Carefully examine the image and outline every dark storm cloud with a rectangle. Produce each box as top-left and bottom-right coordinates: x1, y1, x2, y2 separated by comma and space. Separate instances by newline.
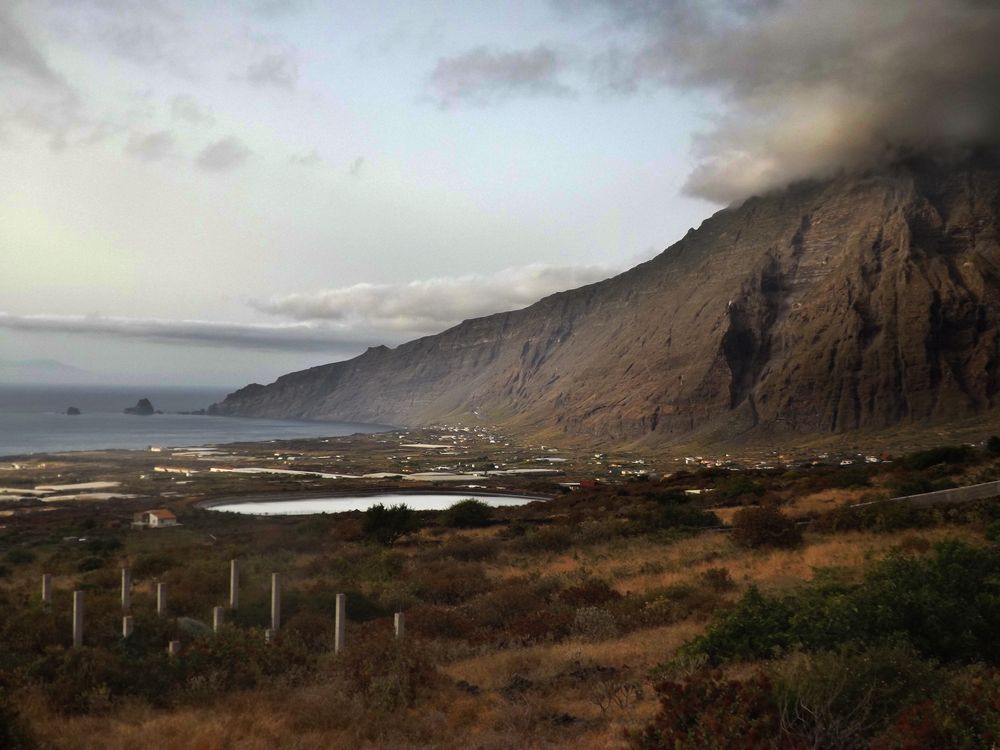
435, 0, 1000, 202
428, 45, 574, 108
0, 313, 381, 353
577, 0, 1000, 202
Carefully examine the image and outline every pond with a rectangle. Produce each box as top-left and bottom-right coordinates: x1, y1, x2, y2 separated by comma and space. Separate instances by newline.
205, 492, 543, 515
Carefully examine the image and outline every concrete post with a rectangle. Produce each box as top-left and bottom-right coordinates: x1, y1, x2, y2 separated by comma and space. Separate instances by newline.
335, 592, 346, 653
167, 640, 181, 657
229, 559, 240, 609
270, 573, 281, 632
122, 615, 134, 639
394, 611, 405, 639
121, 567, 131, 611
156, 582, 167, 616
72, 590, 84, 647
212, 606, 224, 633
41, 573, 52, 604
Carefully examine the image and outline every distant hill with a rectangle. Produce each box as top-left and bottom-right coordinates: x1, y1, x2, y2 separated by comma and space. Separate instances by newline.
0, 359, 100, 386
211, 156, 1000, 448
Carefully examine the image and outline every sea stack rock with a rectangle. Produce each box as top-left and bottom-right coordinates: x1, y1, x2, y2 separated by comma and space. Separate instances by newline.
124, 399, 155, 416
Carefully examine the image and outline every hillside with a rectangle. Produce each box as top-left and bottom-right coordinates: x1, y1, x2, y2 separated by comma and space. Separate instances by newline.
212, 156, 1000, 446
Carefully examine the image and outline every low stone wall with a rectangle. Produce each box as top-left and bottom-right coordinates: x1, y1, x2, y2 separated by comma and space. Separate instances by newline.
885, 479, 1000, 508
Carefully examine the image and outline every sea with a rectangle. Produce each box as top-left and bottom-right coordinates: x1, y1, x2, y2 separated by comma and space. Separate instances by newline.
0, 384, 391, 458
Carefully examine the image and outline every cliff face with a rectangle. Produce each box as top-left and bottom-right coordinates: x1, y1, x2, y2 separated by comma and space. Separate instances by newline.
212, 158, 1000, 445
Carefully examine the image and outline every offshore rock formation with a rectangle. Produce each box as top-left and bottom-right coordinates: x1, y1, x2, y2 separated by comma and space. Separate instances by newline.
212, 157, 1000, 446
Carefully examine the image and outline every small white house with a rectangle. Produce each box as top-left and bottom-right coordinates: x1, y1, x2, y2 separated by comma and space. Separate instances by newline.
132, 509, 179, 529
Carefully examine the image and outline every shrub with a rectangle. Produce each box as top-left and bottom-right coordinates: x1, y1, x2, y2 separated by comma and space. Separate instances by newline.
336, 628, 436, 712
648, 502, 719, 531
441, 499, 493, 528
465, 580, 551, 632
684, 586, 794, 663
76, 556, 105, 572
730, 506, 802, 549
714, 476, 766, 504
406, 604, 478, 641
411, 560, 490, 604
435, 537, 499, 562
772, 644, 938, 749
0, 689, 34, 749
132, 552, 177, 577
988, 435, 1000, 456
509, 525, 573, 553
871, 665, 1000, 749
901, 445, 974, 471
826, 465, 874, 489
700, 567, 735, 592
631, 671, 791, 750
362, 503, 415, 546
3, 549, 34, 565
572, 607, 618, 641
687, 542, 1000, 665
812, 500, 928, 534
559, 580, 621, 608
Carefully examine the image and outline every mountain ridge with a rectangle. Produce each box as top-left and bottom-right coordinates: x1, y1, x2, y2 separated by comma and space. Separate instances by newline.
211, 156, 1000, 448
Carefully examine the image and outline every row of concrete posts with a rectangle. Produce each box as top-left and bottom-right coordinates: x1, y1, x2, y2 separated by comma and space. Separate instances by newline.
43, 560, 406, 652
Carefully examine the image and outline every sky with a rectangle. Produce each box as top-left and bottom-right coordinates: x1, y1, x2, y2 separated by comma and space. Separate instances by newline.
1, 0, 996, 387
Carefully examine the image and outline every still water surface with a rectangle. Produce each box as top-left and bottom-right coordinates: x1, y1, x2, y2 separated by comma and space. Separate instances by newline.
0, 384, 391, 457
207, 493, 542, 515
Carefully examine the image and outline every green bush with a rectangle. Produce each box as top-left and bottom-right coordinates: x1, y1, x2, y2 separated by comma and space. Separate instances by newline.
714, 476, 766, 504
440, 499, 493, 528
649, 502, 719, 530
132, 552, 177, 577
772, 644, 937, 748
730, 506, 802, 549
901, 445, 974, 471
509, 525, 573, 553
76, 556, 105, 572
362, 503, 415, 546
687, 541, 1000, 665
813, 500, 928, 534
3, 548, 35, 565
826, 465, 874, 489
987, 435, 1000, 456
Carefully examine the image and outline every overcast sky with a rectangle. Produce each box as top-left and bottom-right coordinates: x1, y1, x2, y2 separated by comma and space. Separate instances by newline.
2, 1, 995, 387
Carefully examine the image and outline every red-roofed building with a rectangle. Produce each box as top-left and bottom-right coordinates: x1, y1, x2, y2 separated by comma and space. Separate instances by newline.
132, 509, 179, 529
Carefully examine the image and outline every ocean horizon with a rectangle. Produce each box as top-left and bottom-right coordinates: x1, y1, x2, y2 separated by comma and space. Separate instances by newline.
0, 383, 390, 458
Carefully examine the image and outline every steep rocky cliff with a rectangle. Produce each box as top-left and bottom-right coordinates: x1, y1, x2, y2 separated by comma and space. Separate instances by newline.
211, 157, 1000, 446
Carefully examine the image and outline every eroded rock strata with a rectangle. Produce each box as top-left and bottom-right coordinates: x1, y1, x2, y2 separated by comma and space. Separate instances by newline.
212, 158, 1000, 446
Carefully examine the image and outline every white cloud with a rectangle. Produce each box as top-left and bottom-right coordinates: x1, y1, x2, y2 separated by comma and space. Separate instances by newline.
252, 262, 621, 334
244, 50, 299, 89
196, 136, 253, 171
124, 130, 176, 161
428, 45, 574, 108
169, 94, 213, 124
